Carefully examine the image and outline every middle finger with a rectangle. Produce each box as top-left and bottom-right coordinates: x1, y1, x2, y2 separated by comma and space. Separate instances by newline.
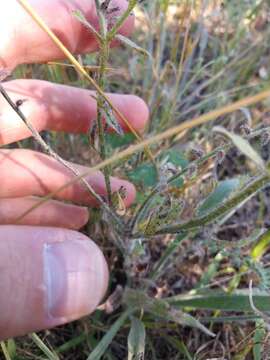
0, 149, 136, 207
0, 79, 149, 145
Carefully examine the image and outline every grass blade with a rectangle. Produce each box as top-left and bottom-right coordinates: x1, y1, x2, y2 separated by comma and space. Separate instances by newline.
253, 320, 266, 360
0, 342, 11, 360
167, 289, 270, 312
87, 310, 131, 360
128, 317, 146, 360
30, 333, 59, 360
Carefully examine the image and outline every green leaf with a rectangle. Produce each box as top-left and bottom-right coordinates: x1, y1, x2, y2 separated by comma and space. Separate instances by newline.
115, 34, 152, 59
127, 150, 188, 189
123, 289, 214, 337
150, 233, 188, 280
1, 342, 11, 360
105, 133, 136, 149
128, 317, 146, 360
7, 340, 16, 359
73, 10, 101, 40
30, 333, 59, 360
251, 229, 270, 260
161, 149, 188, 187
128, 163, 158, 188
197, 178, 240, 216
167, 309, 215, 337
167, 289, 270, 312
164, 336, 193, 360
102, 104, 124, 136
253, 320, 266, 360
87, 310, 130, 360
214, 126, 265, 170
162, 149, 188, 168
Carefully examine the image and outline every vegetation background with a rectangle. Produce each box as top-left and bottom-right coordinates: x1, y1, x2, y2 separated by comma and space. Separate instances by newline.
2, 0, 270, 359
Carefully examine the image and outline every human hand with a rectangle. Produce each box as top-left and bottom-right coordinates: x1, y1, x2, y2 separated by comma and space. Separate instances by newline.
0, 0, 148, 340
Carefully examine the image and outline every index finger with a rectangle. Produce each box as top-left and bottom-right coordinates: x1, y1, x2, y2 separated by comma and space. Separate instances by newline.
0, 0, 134, 69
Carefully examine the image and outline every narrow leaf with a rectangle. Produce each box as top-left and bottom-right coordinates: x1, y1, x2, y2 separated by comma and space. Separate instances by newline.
73, 10, 101, 41
30, 333, 59, 360
7, 340, 16, 359
197, 178, 240, 216
167, 289, 270, 312
116, 34, 152, 59
214, 126, 265, 170
251, 229, 270, 260
168, 309, 215, 337
253, 320, 266, 360
0, 342, 11, 360
124, 289, 214, 337
128, 317, 146, 360
87, 310, 130, 360
102, 104, 124, 136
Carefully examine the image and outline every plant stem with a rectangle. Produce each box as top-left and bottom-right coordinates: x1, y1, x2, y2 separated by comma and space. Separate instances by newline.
107, 0, 137, 42
17, 0, 155, 164
0, 85, 123, 230
149, 233, 188, 281
160, 1, 192, 128
95, 1, 113, 205
15, 89, 270, 222
155, 174, 270, 235
130, 125, 270, 234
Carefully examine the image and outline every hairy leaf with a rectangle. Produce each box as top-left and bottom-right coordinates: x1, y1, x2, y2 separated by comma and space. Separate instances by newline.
128, 317, 146, 360
197, 178, 240, 216
214, 126, 265, 170
87, 310, 130, 360
116, 34, 152, 59
124, 289, 214, 337
167, 289, 270, 312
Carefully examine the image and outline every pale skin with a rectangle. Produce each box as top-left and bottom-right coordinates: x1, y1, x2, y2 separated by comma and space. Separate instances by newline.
0, 0, 149, 339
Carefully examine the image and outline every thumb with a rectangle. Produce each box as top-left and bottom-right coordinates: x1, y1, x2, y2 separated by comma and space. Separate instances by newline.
0, 226, 109, 340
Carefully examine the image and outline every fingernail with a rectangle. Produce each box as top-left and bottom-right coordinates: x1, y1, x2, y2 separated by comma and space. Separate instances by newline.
43, 238, 108, 319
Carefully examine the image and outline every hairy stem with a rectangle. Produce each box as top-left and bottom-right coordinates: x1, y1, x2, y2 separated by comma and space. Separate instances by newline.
17, 0, 155, 164
107, 0, 137, 42
130, 125, 270, 234
0, 85, 123, 230
95, 1, 113, 205
149, 233, 188, 281
14, 89, 270, 222
155, 174, 270, 236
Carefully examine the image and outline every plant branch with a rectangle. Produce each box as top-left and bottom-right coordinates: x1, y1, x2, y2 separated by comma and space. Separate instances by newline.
94, 0, 113, 205
17, 0, 155, 164
15, 88, 270, 222
0, 85, 123, 230
154, 174, 270, 236
107, 0, 137, 42
130, 125, 270, 234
